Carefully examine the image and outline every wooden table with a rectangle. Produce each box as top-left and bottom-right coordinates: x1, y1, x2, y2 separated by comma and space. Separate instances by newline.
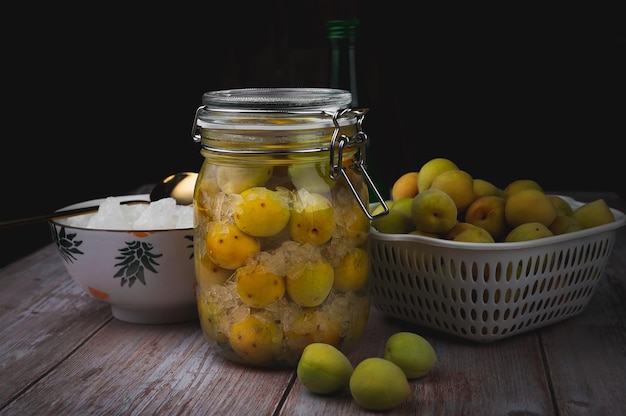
1, 192, 625, 415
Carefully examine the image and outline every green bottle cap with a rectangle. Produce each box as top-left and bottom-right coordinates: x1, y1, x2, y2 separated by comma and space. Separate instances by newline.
327, 19, 359, 40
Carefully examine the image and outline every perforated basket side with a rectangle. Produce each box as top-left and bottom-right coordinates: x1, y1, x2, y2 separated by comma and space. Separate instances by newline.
368, 227, 619, 342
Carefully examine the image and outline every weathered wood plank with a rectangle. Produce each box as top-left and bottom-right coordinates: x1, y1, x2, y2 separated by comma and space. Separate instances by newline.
0, 245, 112, 407
1, 320, 294, 415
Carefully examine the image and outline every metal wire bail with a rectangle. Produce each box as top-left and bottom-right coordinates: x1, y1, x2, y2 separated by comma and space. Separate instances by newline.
329, 108, 389, 220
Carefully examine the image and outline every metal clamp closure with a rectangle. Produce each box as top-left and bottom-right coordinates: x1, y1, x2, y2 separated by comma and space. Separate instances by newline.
329, 108, 389, 220
191, 106, 203, 143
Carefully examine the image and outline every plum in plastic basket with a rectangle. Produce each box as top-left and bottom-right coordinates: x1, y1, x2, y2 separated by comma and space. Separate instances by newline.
368, 197, 625, 342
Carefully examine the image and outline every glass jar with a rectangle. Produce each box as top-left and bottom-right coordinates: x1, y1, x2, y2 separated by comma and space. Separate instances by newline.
191, 88, 387, 367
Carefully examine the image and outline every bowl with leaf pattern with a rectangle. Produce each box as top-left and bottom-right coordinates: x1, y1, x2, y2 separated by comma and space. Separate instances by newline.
49, 194, 197, 324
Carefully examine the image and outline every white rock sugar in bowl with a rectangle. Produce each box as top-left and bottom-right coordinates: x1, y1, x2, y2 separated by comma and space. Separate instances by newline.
64, 196, 193, 230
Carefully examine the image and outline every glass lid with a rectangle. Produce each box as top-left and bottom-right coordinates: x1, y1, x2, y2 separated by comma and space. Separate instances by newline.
201, 88, 353, 112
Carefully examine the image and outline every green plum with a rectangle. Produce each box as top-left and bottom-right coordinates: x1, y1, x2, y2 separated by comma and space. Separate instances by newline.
205, 221, 260, 269
371, 198, 414, 234
286, 261, 334, 307
288, 162, 336, 193
235, 263, 286, 308
228, 314, 281, 365
288, 190, 335, 245
349, 357, 411, 410
234, 186, 291, 237
285, 310, 342, 356
216, 165, 273, 194
384, 332, 437, 379
333, 247, 369, 292
297, 342, 354, 395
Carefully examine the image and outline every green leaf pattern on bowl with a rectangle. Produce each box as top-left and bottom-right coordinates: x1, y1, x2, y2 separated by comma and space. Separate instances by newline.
114, 241, 162, 287
51, 225, 84, 263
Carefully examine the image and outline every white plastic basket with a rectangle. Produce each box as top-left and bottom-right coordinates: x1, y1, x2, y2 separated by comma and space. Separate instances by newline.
368, 197, 625, 342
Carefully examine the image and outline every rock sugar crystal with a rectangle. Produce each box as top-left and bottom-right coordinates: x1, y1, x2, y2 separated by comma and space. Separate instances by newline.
64, 197, 193, 230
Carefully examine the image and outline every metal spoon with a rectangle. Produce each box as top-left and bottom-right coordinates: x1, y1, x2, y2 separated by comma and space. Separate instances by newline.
0, 172, 198, 228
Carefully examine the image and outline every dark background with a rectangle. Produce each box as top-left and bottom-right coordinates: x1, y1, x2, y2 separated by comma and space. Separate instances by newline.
2, 3, 624, 267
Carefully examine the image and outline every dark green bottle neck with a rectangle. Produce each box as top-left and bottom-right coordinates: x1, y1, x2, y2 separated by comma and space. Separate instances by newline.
327, 19, 360, 107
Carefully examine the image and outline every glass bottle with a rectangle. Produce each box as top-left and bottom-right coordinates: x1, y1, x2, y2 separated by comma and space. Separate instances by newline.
327, 19, 360, 107
191, 88, 387, 367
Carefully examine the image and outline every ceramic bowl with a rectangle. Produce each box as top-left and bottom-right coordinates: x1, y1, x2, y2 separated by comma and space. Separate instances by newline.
49, 194, 197, 324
